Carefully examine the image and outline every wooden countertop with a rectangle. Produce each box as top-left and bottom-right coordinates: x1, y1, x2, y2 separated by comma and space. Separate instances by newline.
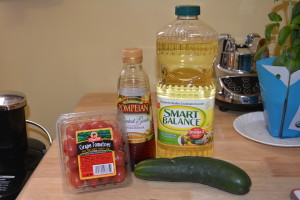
17, 93, 300, 200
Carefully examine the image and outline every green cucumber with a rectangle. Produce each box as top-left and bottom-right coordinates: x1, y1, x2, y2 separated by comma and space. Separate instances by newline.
134, 156, 251, 195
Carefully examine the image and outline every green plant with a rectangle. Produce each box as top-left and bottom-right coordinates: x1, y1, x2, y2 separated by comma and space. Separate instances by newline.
255, 0, 300, 73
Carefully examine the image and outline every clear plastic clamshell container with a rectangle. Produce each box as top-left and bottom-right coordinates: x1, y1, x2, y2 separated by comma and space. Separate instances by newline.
56, 110, 131, 194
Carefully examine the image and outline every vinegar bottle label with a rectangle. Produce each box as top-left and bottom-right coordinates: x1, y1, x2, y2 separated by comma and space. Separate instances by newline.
157, 97, 214, 146
117, 95, 154, 144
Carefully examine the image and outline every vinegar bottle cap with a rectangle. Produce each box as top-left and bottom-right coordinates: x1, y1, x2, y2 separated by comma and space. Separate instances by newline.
122, 48, 143, 64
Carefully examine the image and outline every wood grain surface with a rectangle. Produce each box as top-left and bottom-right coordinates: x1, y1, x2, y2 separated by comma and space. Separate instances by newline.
17, 93, 300, 200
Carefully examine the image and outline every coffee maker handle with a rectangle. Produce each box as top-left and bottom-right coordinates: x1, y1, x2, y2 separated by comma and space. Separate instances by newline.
25, 120, 53, 145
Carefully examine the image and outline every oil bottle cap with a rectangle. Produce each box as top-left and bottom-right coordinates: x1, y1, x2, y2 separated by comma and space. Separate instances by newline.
175, 5, 200, 16
122, 48, 143, 64
0, 91, 27, 111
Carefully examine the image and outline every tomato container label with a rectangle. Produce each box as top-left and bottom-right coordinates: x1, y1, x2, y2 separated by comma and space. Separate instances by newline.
117, 94, 154, 144
157, 97, 214, 146
76, 128, 116, 180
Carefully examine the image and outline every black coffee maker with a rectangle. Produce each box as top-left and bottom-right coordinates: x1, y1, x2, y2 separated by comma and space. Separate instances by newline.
0, 91, 52, 200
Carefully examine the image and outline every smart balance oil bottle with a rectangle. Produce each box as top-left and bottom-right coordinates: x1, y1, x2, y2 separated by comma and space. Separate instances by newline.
156, 5, 218, 158
117, 48, 156, 170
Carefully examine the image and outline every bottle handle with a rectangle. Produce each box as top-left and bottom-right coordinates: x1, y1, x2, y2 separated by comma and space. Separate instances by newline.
26, 120, 53, 145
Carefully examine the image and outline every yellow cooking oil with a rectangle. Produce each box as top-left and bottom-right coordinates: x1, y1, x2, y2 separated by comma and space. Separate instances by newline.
156, 40, 217, 158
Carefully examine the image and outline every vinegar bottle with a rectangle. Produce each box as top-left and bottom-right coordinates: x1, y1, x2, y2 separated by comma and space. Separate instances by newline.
156, 5, 218, 158
117, 47, 156, 170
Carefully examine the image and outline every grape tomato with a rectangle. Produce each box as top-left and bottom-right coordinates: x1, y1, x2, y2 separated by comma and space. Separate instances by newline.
87, 178, 100, 188
77, 122, 91, 131
57, 110, 131, 193
63, 138, 77, 157
66, 124, 79, 138
69, 169, 84, 189
90, 121, 113, 129
113, 167, 126, 183
67, 157, 79, 170
115, 150, 125, 166
113, 128, 122, 148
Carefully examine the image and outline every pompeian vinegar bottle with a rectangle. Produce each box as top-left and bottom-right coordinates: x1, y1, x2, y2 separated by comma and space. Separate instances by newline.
156, 5, 218, 158
117, 47, 156, 170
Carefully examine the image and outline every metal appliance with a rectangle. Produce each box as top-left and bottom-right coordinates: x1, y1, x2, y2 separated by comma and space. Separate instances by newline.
0, 91, 52, 200
214, 33, 269, 111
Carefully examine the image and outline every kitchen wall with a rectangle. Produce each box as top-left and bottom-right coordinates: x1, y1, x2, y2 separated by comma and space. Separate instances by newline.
0, 0, 287, 147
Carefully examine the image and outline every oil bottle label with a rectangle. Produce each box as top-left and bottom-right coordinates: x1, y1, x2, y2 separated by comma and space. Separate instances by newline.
157, 97, 214, 146
117, 95, 154, 144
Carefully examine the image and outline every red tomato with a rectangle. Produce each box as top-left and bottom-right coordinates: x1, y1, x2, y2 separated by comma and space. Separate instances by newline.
66, 124, 79, 138
63, 138, 77, 157
87, 178, 100, 188
112, 129, 122, 148
114, 150, 125, 166
63, 140, 68, 154
113, 166, 126, 183
90, 121, 113, 129
69, 169, 84, 189
78, 122, 91, 131
67, 157, 79, 170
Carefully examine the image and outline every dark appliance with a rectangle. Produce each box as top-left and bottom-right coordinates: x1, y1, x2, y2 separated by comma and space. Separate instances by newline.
0, 91, 52, 200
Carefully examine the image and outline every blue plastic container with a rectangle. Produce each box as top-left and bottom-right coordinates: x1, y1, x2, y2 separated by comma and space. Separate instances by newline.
256, 57, 300, 138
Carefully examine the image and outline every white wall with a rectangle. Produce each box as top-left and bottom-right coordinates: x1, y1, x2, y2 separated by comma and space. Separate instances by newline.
0, 0, 285, 147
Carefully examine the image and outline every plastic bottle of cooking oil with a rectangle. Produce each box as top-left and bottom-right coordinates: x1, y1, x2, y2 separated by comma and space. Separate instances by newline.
117, 48, 156, 170
156, 5, 218, 158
